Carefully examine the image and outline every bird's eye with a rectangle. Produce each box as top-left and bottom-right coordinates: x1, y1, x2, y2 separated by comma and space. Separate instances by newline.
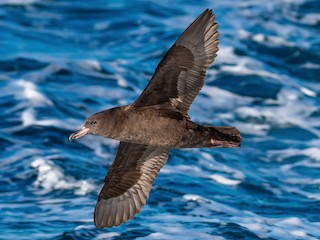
91, 121, 97, 125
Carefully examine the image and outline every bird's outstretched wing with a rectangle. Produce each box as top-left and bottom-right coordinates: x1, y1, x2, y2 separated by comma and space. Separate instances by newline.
133, 9, 219, 114
94, 142, 170, 228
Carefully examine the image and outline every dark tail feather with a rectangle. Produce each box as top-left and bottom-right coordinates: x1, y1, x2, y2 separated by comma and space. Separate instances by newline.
206, 126, 242, 148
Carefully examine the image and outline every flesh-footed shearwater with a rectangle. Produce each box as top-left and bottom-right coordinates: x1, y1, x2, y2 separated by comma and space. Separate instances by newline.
69, 9, 242, 228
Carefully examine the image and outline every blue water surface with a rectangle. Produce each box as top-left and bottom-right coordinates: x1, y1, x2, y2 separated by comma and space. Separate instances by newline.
1, 0, 320, 239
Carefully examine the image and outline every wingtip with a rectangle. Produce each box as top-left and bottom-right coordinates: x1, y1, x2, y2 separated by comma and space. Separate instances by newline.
197, 8, 216, 26
93, 192, 143, 228
204, 8, 213, 15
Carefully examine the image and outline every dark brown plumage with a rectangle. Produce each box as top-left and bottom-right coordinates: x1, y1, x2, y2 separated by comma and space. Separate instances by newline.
69, 9, 242, 228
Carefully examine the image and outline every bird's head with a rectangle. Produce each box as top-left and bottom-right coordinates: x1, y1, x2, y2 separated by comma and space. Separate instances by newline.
69, 111, 106, 141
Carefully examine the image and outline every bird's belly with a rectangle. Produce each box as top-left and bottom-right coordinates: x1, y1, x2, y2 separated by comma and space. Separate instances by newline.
114, 116, 188, 147
107, 108, 212, 148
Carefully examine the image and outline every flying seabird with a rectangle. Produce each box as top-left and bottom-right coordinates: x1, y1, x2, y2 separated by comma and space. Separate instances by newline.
69, 9, 242, 228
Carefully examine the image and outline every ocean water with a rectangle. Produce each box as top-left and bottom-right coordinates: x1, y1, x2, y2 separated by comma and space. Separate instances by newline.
1, 0, 320, 239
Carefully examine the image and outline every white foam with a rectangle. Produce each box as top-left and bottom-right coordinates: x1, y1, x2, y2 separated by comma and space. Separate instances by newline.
162, 164, 203, 177
267, 35, 295, 47
283, 0, 304, 3
302, 62, 320, 69
116, 75, 128, 87
94, 233, 120, 240
182, 194, 320, 240
163, 160, 245, 187
264, 145, 320, 200
209, 174, 241, 186
15, 79, 53, 106
143, 211, 222, 240
175, 164, 202, 173
279, 217, 302, 226
300, 87, 316, 97
283, 177, 320, 185
79, 135, 117, 159
201, 85, 252, 108
252, 33, 264, 43
200, 152, 213, 161
235, 88, 320, 138
217, 46, 238, 64
77, 60, 101, 71
304, 148, 320, 161
19, 107, 81, 131
269, 147, 320, 162
232, 122, 270, 136
71, 60, 119, 81
31, 158, 96, 195
217, 46, 281, 81
74, 225, 93, 231
300, 13, 320, 25
290, 230, 307, 238
183, 194, 203, 202
220, 61, 280, 80
263, 20, 311, 48
94, 21, 109, 31
243, 223, 263, 231
236, 106, 262, 119
145, 232, 167, 239
21, 108, 59, 127
198, 156, 245, 181
280, 183, 320, 200
0, 0, 37, 5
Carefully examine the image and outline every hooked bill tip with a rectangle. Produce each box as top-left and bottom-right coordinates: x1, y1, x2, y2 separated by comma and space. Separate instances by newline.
69, 133, 76, 142
69, 127, 90, 142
